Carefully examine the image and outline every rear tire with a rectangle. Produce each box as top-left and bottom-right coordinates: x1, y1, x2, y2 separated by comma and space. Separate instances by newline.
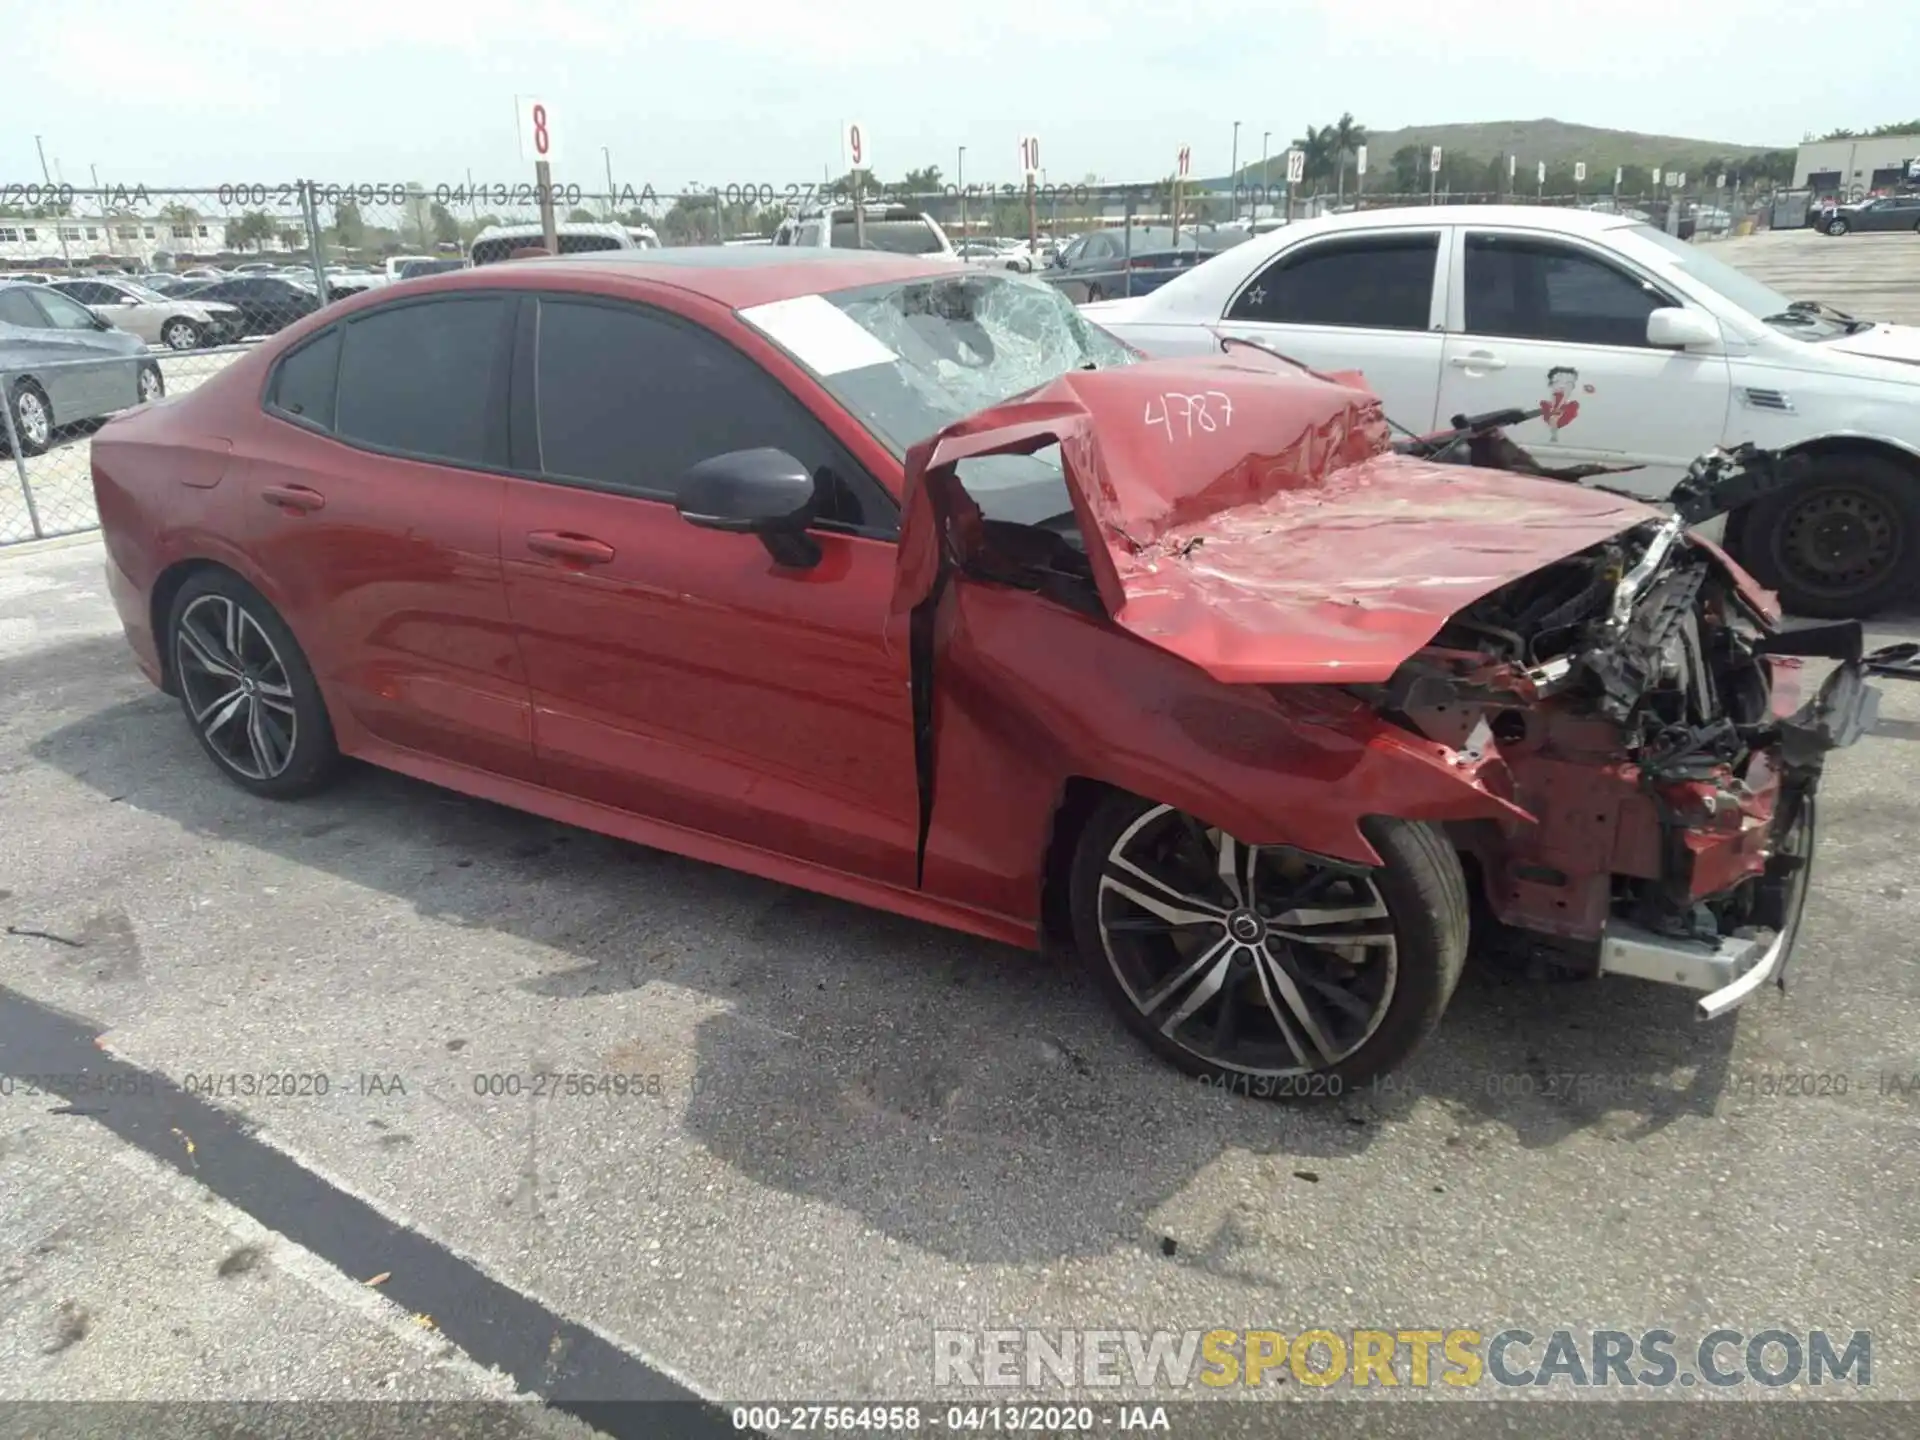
167, 570, 339, 799
1741, 455, 1918, 617
136, 362, 165, 405
1069, 795, 1468, 1096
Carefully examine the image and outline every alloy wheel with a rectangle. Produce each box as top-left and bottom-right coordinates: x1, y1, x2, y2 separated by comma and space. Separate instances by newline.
14, 388, 50, 448
164, 320, 198, 350
138, 366, 164, 403
1775, 485, 1899, 601
1095, 804, 1398, 1076
174, 594, 299, 781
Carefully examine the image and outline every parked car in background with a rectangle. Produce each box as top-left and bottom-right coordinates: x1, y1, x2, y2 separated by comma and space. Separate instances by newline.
395, 257, 468, 281
383, 256, 437, 283
625, 224, 662, 249
1085, 203, 1920, 615
175, 267, 227, 281
48, 275, 243, 350
771, 205, 957, 259
0, 283, 163, 455
469, 221, 638, 266
229, 261, 283, 275
138, 273, 217, 298
87, 250, 1874, 1092
1046, 225, 1225, 301
1821, 193, 1920, 235
2, 271, 60, 286
174, 274, 324, 337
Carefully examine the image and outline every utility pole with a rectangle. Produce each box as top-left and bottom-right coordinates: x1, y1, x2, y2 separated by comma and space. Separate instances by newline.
1229, 120, 1241, 221
603, 147, 616, 220
1260, 131, 1270, 216
91, 162, 113, 257
957, 146, 967, 239
34, 136, 71, 263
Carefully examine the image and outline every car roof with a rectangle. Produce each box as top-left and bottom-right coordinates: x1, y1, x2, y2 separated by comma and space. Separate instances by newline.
425, 246, 963, 308
1297, 203, 1642, 236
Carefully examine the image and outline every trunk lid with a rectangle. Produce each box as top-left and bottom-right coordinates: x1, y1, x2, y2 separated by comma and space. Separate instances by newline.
893, 354, 1662, 685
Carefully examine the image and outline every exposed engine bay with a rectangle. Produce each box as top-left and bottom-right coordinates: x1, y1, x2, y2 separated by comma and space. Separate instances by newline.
1356, 415, 1888, 998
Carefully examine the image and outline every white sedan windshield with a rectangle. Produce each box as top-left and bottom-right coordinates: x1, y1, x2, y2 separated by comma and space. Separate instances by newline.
1619, 224, 1808, 329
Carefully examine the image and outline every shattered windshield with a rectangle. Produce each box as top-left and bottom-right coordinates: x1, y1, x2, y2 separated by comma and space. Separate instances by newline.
744, 271, 1138, 525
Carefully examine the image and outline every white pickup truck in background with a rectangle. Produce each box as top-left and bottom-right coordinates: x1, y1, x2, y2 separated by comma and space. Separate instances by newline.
1084, 205, 1920, 617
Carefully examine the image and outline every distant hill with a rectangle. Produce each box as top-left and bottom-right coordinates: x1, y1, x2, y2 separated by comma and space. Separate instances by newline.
1207, 118, 1788, 189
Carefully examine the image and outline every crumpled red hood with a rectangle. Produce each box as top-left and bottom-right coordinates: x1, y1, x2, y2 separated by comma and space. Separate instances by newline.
893, 353, 1661, 685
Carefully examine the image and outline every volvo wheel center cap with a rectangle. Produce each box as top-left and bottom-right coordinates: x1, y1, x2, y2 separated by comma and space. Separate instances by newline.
1228, 909, 1265, 943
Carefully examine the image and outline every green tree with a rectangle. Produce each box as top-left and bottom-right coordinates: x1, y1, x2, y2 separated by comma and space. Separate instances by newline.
899, 166, 943, 197
224, 210, 277, 251
331, 199, 365, 248
430, 202, 460, 245
566, 206, 597, 223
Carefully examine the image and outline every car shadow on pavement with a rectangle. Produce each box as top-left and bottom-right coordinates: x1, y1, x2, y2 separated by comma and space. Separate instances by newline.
31, 647, 1750, 1265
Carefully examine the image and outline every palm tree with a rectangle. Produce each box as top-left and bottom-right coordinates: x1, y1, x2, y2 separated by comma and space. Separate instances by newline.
1331, 113, 1367, 202
1292, 126, 1337, 196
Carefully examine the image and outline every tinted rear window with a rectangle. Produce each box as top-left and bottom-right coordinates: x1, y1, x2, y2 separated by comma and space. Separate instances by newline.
334, 298, 508, 464
830, 219, 942, 254
268, 328, 341, 429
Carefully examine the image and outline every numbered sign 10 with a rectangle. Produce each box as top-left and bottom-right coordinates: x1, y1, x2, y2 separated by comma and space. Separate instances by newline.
517, 97, 559, 163
842, 120, 871, 174
1019, 135, 1041, 180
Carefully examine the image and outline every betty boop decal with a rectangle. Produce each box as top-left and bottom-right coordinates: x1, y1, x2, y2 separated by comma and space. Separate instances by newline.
1540, 365, 1582, 439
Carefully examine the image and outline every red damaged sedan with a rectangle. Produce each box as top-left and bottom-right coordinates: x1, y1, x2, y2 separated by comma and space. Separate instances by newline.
90, 249, 1880, 1091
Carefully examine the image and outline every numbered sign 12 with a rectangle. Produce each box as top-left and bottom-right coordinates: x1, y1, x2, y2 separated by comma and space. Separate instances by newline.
1019, 135, 1041, 181
842, 120, 871, 174
517, 97, 558, 163
1285, 149, 1304, 185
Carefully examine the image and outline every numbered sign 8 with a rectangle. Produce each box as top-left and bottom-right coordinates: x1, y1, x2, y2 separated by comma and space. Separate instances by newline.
1285, 149, 1304, 185
1019, 135, 1041, 180
842, 120, 871, 174
517, 97, 558, 163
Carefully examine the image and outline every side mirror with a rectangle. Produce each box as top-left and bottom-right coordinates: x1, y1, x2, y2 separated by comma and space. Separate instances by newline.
675, 447, 822, 568
1647, 307, 1719, 350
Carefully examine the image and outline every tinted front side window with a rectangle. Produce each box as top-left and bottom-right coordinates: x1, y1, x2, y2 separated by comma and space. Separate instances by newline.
269, 329, 342, 430
31, 289, 102, 330
334, 298, 507, 465
533, 298, 887, 531
1229, 234, 1439, 330
1465, 234, 1666, 347
0, 290, 41, 327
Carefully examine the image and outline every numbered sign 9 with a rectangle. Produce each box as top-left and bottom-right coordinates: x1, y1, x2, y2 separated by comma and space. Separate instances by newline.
842, 120, 871, 174
1285, 149, 1304, 185
517, 97, 558, 163
1019, 135, 1041, 181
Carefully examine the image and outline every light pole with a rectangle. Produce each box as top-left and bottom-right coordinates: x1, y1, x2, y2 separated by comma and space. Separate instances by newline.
957, 146, 967, 239
602, 147, 616, 220
34, 134, 70, 263
1229, 120, 1241, 221
1260, 131, 1271, 215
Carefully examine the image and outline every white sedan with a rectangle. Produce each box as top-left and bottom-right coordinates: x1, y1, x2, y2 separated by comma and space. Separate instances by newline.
1083, 203, 1920, 617
46, 275, 242, 350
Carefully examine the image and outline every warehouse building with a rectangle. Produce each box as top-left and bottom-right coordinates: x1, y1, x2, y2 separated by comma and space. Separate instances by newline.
1794, 132, 1920, 196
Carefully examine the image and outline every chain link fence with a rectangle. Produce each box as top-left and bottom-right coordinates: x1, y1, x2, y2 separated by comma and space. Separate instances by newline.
2, 175, 1810, 547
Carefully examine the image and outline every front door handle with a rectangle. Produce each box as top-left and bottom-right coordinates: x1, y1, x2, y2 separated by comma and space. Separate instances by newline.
526, 530, 615, 565
260, 483, 326, 512
1448, 352, 1507, 371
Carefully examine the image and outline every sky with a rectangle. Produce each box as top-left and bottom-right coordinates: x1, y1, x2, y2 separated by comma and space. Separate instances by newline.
7, 0, 1915, 195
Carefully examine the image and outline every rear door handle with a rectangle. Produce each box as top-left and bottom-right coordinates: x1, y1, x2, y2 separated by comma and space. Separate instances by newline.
526, 530, 616, 565
260, 484, 326, 512
1448, 352, 1507, 371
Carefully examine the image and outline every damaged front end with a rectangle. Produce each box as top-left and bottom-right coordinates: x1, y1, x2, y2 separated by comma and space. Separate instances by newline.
1360, 434, 1883, 1017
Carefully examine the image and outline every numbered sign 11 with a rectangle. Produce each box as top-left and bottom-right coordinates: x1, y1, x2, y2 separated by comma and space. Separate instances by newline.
517, 97, 559, 163
1177, 145, 1192, 179
842, 120, 871, 174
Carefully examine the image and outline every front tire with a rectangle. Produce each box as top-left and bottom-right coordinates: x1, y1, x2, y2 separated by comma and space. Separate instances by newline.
4, 378, 52, 456
1827, 218, 1850, 236
167, 571, 339, 798
1741, 455, 1918, 617
162, 318, 204, 351
1068, 796, 1468, 1095
136, 362, 164, 405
